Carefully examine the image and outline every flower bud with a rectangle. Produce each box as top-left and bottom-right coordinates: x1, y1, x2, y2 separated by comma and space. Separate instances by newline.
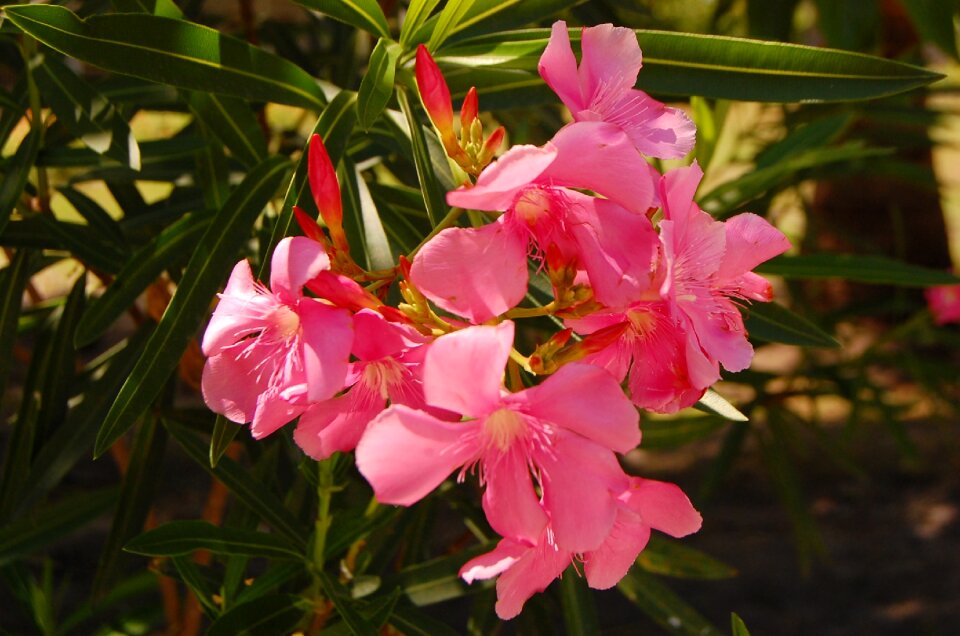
308, 134, 348, 254
460, 87, 478, 133
415, 45, 454, 138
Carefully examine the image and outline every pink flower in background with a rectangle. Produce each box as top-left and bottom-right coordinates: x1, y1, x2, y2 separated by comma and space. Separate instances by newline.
539, 21, 696, 159
293, 310, 436, 460
658, 162, 790, 378
926, 283, 960, 325
460, 477, 702, 619
356, 321, 641, 552
201, 236, 353, 439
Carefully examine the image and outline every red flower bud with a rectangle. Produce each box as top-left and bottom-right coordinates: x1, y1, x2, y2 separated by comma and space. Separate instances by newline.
307, 134, 346, 252
460, 87, 478, 131
415, 45, 454, 137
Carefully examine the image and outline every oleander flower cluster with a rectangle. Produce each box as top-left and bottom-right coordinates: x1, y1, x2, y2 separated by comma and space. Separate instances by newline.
200, 21, 791, 619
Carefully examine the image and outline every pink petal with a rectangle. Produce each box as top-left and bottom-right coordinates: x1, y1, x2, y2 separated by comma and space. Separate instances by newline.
569, 197, 660, 308
583, 508, 651, 589
519, 363, 640, 453
460, 538, 529, 583
578, 23, 644, 108
202, 260, 272, 356
659, 162, 703, 225
297, 300, 353, 402
717, 213, 791, 283
250, 386, 306, 439
538, 21, 584, 112
355, 405, 479, 505
926, 284, 960, 325
493, 535, 570, 620
681, 298, 753, 373
270, 236, 331, 300
625, 478, 702, 538
411, 223, 529, 324
545, 122, 659, 214
424, 322, 514, 416
351, 309, 426, 361
446, 144, 557, 212
293, 382, 385, 460
201, 345, 267, 423
482, 448, 549, 544
615, 90, 697, 159
539, 432, 627, 553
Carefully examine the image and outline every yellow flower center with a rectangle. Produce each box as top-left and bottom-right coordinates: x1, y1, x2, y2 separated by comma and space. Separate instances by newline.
272, 305, 301, 339
483, 408, 526, 451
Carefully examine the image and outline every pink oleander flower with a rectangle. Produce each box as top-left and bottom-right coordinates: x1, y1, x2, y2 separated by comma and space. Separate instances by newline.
460, 477, 702, 619
201, 236, 353, 439
356, 321, 641, 553
410, 135, 661, 323
926, 283, 960, 325
658, 162, 791, 378
293, 309, 436, 460
539, 20, 696, 159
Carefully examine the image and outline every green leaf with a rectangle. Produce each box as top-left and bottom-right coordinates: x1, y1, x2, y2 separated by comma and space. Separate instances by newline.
35, 276, 85, 439
125, 520, 304, 560
427, 0, 477, 52
695, 389, 748, 422
165, 420, 310, 547
754, 114, 852, 169
316, 571, 379, 636
292, 0, 390, 39
617, 569, 722, 636
0, 488, 117, 567
206, 594, 306, 636
637, 535, 738, 580
357, 39, 401, 131
391, 544, 490, 606
400, 0, 442, 48
640, 415, 726, 450
34, 215, 128, 274
340, 159, 394, 270
188, 93, 268, 169
210, 415, 241, 467
560, 570, 600, 636
902, 0, 959, 60
0, 250, 32, 411
743, 301, 840, 348
74, 215, 210, 347
171, 556, 221, 617
437, 0, 587, 44
397, 88, 446, 226
4, 5, 327, 110
756, 253, 960, 287
437, 28, 943, 102
0, 126, 41, 235
93, 414, 167, 596
234, 562, 306, 606
388, 604, 461, 636
94, 156, 289, 457
32, 55, 141, 169
57, 186, 128, 252
731, 612, 751, 636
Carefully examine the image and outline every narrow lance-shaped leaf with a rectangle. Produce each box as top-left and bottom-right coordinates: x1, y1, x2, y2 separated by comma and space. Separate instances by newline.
695, 389, 748, 422
427, 0, 477, 52
3, 5, 327, 110
0, 250, 32, 412
617, 569, 723, 636
636, 535, 738, 580
397, 88, 446, 226
94, 156, 289, 457
206, 595, 306, 636
57, 186, 128, 252
436, 27, 944, 102
188, 92, 267, 169
743, 301, 840, 348
290, 0, 390, 39
357, 38, 402, 131
756, 253, 960, 287
33, 55, 141, 169
401, 0, 442, 47
0, 127, 41, 235
560, 570, 600, 636
165, 420, 310, 547
124, 520, 304, 560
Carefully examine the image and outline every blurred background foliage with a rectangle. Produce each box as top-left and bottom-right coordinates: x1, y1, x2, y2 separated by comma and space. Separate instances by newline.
0, 0, 958, 634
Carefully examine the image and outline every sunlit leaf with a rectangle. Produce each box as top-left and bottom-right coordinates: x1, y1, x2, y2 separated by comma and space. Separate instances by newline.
357, 38, 402, 131
292, 0, 390, 39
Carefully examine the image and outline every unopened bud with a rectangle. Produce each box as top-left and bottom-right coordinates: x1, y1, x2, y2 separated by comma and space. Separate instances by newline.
478, 126, 505, 166
308, 134, 348, 254
460, 87, 478, 133
415, 45, 454, 137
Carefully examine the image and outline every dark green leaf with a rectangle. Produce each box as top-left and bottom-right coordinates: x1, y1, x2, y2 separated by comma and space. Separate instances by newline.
171, 555, 221, 617
0, 127, 41, 235
756, 253, 960, 287
57, 186, 128, 252
357, 39, 401, 131
640, 415, 726, 450
0, 250, 32, 411
94, 156, 289, 457
617, 569, 722, 636
93, 415, 167, 596
34, 215, 128, 274
165, 420, 310, 547
316, 570, 379, 636
35, 276, 85, 439
813, 0, 880, 51
560, 570, 599, 636
0, 488, 117, 567
397, 88, 446, 226
437, 28, 944, 102
388, 604, 461, 636
206, 594, 306, 636
74, 214, 210, 347
902, 0, 959, 60
731, 612, 751, 636
125, 520, 304, 560
234, 562, 306, 606
210, 415, 241, 467
4, 5, 327, 110
637, 535, 738, 580
392, 544, 490, 606
744, 301, 840, 348
188, 92, 267, 169
755, 114, 852, 169
33, 55, 141, 168
292, 0, 390, 39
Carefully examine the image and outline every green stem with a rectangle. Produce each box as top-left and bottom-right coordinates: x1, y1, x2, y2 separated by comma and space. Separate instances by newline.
312, 458, 335, 576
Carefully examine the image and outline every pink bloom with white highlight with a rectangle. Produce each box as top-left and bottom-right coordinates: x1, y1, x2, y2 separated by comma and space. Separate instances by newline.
293, 309, 436, 460
539, 21, 696, 159
926, 283, 960, 325
460, 477, 702, 620
658, 162, 790, 377
201, 237, 353, 439
355, 321, 641, 552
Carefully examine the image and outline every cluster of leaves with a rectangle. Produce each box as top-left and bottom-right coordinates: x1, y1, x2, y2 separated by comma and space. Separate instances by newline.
0, 0, 957, 634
